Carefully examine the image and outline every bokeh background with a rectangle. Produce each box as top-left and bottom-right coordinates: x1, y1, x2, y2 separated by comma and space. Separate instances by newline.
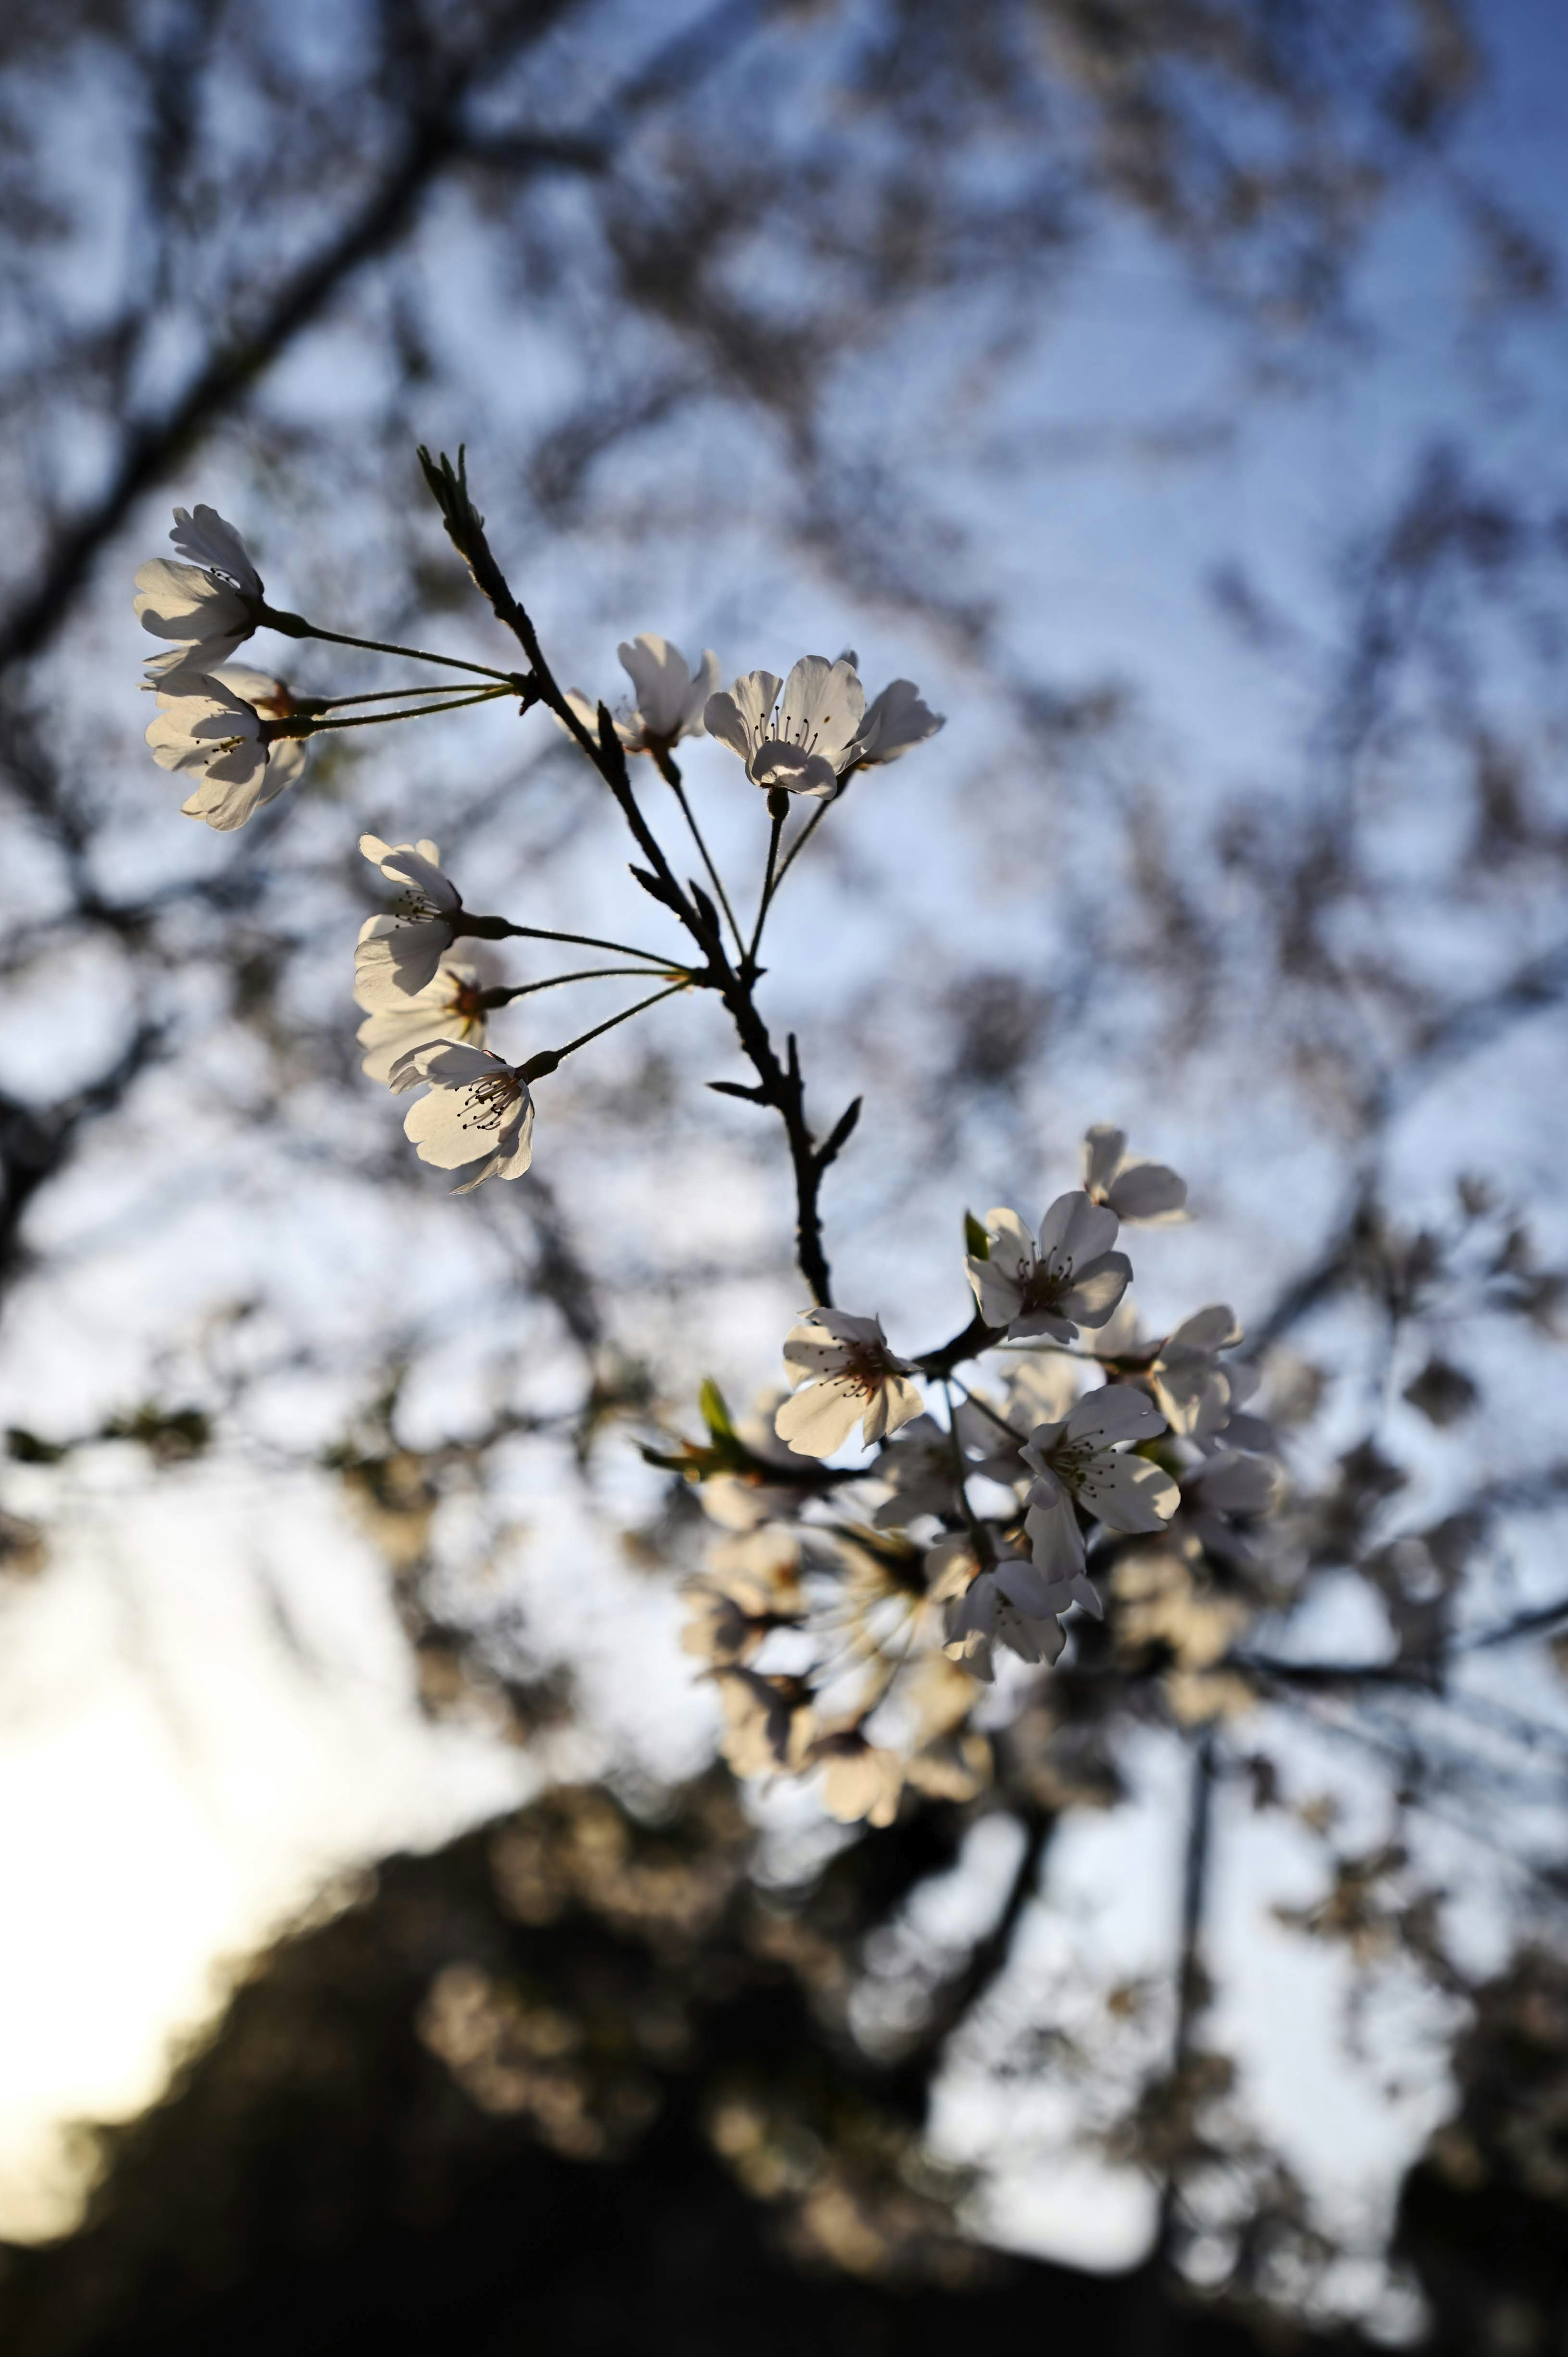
1, 2, 1567, 2349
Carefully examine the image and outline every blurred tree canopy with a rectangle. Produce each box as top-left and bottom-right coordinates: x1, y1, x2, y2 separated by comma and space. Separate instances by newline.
2, 0, 1567, 2349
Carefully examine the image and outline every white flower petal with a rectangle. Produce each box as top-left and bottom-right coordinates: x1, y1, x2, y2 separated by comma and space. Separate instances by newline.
1025, 1491, 1088, 1582
1061, 1250, 1133, 1328
705, 671, 782, 760
1107, 1161, 1188, 1222
1165, 1305, 1242, 1357
168, 504, 262, 594
1064, 1383, 1165, 1448
1038, 1190, 1120, 1268
1081, 1125, 1127, 1196
851, 679, 944, 766
774, 1378, 866, 1458
1075, 1452, 1179, 1532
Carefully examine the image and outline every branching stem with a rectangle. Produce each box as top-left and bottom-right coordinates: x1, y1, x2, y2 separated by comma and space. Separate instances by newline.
419, 448, 845, 1304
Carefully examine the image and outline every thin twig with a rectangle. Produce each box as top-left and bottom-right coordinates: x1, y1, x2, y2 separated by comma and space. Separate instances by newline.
747, 807, 786, 970
657, 752, 744, 955
419, 452, 843, 1303
549, 980, 689, 1063
488, 965, 687, 1006
288, 688, 503, 735
288, 621, 524, 686
768, 796, 830, 900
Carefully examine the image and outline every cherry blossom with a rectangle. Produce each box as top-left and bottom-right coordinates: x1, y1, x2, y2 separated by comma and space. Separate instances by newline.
145, 670, 306, 831
1147, 1304, 1244, 1442
1021, 1383, 1179, 1586
562, 635, 719, 755
396, 1042, 535, 1190
715, 1670, 815, 1778
965, 1192, 1132, 1342
845, 677, 945, 769
870, 1413, 963, 1527
775, 1309, 923, 1457
355, 959, 488, 1085
809, 1730, 904, 1827
679, 1526, 805, 1666
134, 505, 265, 679
1081, 1123, 1189, 1223
356, 836, 464, 997
942, 1556, 1071, 1682
704, 655, 866, 798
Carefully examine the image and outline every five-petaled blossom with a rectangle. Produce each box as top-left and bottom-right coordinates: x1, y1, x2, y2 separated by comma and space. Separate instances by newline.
966, 1192, 1132, 1343
145, 666, 307, 831
562, 635, 720, 756
1021, 1383, 1179, 1586
391, 1041, 535, 1190
356, 836, 465, 998
134, 506, 265, 680
1082, 1124, 1188, 1224
943, 1555, 1071, 1683
705, 655, 866, 799
775, 1309, 923, 1457
355, 958, 488, 1085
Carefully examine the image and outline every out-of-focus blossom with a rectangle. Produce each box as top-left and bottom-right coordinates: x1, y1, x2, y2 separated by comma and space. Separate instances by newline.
871, 1413, 961, 1526
355, 959, 488, 1085
1148, 1305, 1243, 1442
809, 1730, 904, 1827
943, 1555, 1070, 1682
966, 1192, 1131, 1343
715, 1669, 815, 1778
562, 635, 719, 755
356, 836, 464, 997
696, 1389, 831, 1532
395, 1042, 535, 1190
705, 655, 866, 798
134, 505, 265, 678
1082, 1124, 1188, 1224
1180, 1448, 1283, 1568
680, 1525, 805, 1665
775, 1310, 923, 1457
1022, 1383, 1178, 1586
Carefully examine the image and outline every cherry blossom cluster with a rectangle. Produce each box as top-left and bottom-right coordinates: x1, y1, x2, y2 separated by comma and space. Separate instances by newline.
663, 1130, 1281, 1825
132, 503, 943, 1188
131, 483, 1281, 1829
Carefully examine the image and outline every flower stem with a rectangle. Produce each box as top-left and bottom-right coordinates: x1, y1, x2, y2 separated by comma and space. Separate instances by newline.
477, 918, 677, 965
548, 980, 690, 1063
279, 688, 504, 737
487, 965, 688, 1006
657, 753, 744, 956
310, 684, 468, 711
283, 617, 527, 686
768, 798, 830, 902
747, 809, 786, 969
